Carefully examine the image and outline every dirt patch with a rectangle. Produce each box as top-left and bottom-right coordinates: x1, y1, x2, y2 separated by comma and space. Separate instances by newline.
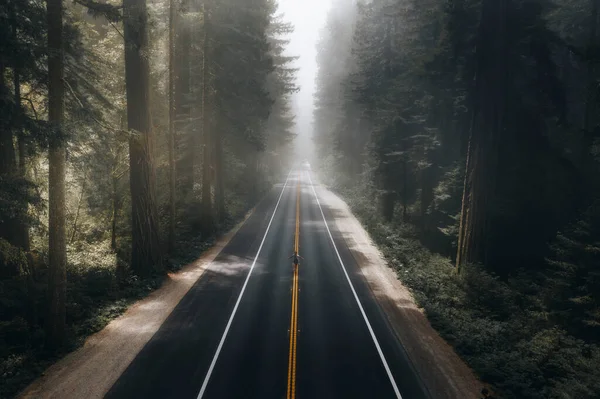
316, 185, 482, 399
18, 213, 252, 399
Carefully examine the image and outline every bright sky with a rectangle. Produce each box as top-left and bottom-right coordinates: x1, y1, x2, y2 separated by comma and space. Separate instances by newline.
276, 0, 332, 156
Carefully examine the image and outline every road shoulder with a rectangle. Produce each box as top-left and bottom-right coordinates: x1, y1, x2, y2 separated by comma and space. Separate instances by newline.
18, 211, 253, 399
316, 184, 481, 399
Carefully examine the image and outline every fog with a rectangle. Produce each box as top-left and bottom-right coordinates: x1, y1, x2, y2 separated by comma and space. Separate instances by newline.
277, 0, 332, 162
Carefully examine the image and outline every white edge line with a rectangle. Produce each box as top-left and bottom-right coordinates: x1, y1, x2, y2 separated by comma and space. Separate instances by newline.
197, 170, 293, 399
307, 171, 403, 399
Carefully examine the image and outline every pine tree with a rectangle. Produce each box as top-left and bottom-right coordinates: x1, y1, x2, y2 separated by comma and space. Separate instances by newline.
168, 0, 176, 250
200, 1, 213, 232
175, 0, 194, 204
124, 0, 162, 276
46, 0, 67, 348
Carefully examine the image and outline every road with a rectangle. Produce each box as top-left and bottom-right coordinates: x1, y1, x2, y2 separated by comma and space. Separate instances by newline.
105, 169, 428, 399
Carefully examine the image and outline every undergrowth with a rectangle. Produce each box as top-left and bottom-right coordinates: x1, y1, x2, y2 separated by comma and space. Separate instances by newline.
0, 194, 255, 399
337, 184, 600, 399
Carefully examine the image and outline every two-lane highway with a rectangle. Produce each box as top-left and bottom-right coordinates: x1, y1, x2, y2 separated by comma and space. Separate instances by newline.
106, 170, 428, 399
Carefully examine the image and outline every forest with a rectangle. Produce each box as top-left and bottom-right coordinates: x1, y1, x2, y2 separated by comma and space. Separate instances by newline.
0, 0, 296, 396
314, 0, 600, 397
2, 0, 600, 397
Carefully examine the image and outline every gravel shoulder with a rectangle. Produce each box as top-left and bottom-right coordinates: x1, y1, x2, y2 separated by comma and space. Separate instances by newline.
317, 184, 482, 399
18, 214, 251, 399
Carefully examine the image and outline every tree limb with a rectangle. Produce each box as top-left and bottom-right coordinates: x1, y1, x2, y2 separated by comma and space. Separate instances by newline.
109, 21, 125, 40
24, 98, 39, 121
63, 78, 123, 133
73, 0, 122, 22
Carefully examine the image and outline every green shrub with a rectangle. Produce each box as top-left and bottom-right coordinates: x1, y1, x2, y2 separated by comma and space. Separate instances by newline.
335, 186, 600, 399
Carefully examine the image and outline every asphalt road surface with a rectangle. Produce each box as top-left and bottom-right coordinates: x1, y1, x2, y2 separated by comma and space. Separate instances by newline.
105, 169, 429, 399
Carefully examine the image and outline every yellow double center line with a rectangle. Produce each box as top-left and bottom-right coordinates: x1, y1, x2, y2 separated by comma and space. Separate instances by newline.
287, 178, 301, 399
295, 179, 300, 254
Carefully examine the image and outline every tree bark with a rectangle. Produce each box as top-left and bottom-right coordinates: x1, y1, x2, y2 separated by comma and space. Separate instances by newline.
175, 1, 193, 201
420, 165, 434, 234
456, 125, 473, 269
111, 114, 126, 252
0, 61, 20, 266
0, 63, 15, 176
583, 0, 599, 171
381, 190, 395, 222
15, 116, 30, 252
46, 0, 67, 348
401, 158, 408, 223
124, 0, 162, 277
168, 0, 176, 251
455, 0, 508, 271
70, 176, 86, 243
215, 114, 225, 222
201, 3, 213, 231
111, 174, 118, 252
11, 0, 30, 252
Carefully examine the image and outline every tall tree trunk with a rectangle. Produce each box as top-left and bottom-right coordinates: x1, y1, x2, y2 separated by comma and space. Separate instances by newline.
124, 0, 162, 277
420, 164, 435, 234
583, 0, 599, 183
401, 158, 408, 222
70, 176, 86, 243
0, 63, 15, 176
111, 114, 126, 253
214, 114, 225, 222
175, 2, 193, 202
168, 0, 176, 251
456, 127, 473, 268
381, 190, 395, 222
9, 0, 30, 252
201, 3, 213, 231
17, 129, 26, 178
0, 61, 20, 270
111, 174, 118, 252
13, 67, 30, 251
584, 0, 599, 133
456, 0, 508, 271
46, 0, 67, 348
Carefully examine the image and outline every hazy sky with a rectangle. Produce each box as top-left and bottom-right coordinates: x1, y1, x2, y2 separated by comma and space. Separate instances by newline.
277, 0, 332, 156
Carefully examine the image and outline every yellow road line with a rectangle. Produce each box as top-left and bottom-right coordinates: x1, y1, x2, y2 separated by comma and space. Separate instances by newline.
295, 179, 300, 253
291, 267, 298, 398
287, 177, 301, 399
286, 252, 299, 399
286, 268, 296, 397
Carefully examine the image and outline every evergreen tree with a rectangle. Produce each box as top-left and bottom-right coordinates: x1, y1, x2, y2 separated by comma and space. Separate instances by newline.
46, 0, 67, 348
124, 0, 162, 276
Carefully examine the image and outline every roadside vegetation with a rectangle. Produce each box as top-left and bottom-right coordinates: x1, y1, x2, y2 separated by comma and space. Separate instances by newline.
0, 0, 296, 397
315, 0, 600, 397
332, 181, 600, 399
